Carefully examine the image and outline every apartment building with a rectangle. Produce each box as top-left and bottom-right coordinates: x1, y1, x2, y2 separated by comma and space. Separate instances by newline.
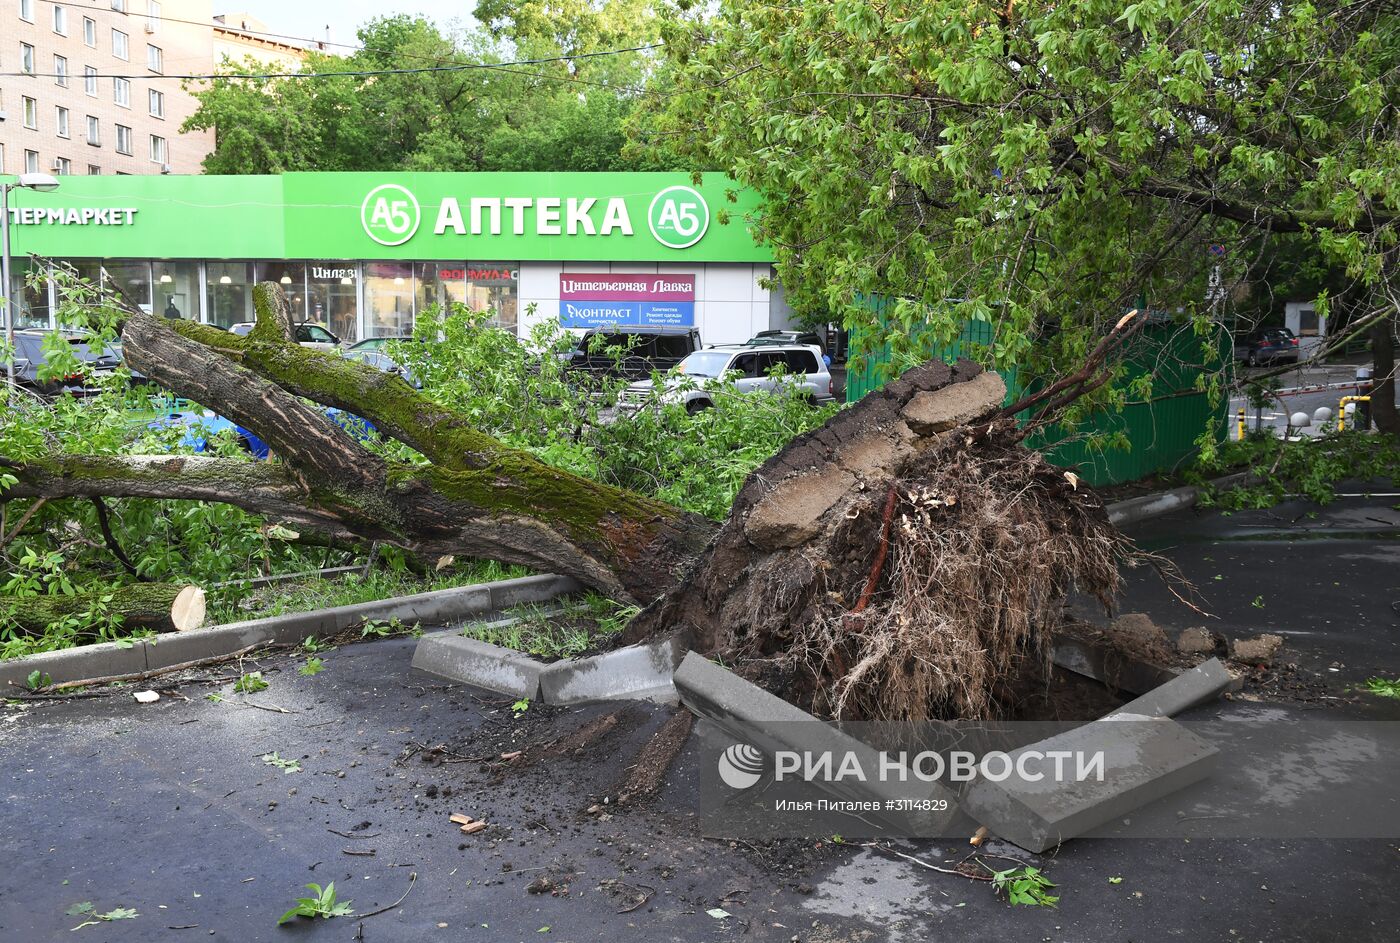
0, 1, 304, 177
213, 12, 312, 70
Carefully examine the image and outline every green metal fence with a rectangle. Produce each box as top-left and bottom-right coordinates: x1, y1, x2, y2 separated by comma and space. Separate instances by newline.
844, 315, 1229, 487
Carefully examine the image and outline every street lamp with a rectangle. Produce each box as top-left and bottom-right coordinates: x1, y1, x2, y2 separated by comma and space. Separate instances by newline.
2, 172, 61, 384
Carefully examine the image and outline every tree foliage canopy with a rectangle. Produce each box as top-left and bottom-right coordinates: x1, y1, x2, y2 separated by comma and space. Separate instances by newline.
184, 11, 672, 174
646, 0, 1399, 404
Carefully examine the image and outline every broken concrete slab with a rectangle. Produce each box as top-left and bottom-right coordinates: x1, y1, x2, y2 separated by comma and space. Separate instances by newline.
961, 714, 1219, 853
1109, 657, 1234, 718
899, 370, 1006, 436
411, 633, 546, 699
673, 652, 960, 834
1229, 634, 1284, 667
1176, 627, 1218, 655
539, 636, 682, 705
1052, 633, 1178, 696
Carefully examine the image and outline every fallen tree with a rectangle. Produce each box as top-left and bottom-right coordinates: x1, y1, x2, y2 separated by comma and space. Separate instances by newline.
0, 583, 205, 636
2, 284, 1135, 719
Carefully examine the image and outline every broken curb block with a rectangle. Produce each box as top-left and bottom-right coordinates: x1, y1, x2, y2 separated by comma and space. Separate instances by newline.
899, 370, 1006, 436
1052, 634, 1177, 696
1229, 634, 1284, 667
540, 637, 682, 705
411, 633, 545, 699
962, 716, 1219, 853
1109, 658, 1234, 719
673, 652, 960, 833
1176, 627, 1218, 655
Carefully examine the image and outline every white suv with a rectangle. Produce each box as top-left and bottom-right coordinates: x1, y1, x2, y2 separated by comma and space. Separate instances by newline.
619, 343, 836, 413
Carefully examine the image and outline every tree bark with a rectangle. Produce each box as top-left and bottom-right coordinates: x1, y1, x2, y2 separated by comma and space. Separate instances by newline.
0, 583, 204, 636
1370, 313, 1398, 437
2, 284, 716, 604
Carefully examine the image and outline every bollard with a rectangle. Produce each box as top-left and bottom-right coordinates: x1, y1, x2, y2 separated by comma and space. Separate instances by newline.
1338, 395, 1370, 431
1236, 407, 1246, 440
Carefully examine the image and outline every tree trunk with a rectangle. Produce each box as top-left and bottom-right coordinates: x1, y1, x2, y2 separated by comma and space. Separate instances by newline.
0, 583, 205, 636
1370, 313, 1398, 437
3, 283, 716, 605
2, 283, 1125, 720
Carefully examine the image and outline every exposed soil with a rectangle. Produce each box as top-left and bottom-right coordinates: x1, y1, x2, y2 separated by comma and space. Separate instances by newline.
615, 709, 694, 804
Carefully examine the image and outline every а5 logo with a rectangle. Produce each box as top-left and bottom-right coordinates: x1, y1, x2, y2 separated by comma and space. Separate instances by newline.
648, 185, 710, 249
361, 184, 422, 246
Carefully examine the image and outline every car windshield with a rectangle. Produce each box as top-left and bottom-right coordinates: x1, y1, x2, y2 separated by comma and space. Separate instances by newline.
677, 351, 735, 377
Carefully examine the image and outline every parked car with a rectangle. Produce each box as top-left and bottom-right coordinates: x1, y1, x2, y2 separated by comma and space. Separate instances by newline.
228, 321, 343, 352
9, 329, 121, 396
565, 326, 703, 381
342, 344, 422, 388
746, 329, 824, 349
619, 343, 835, 413
347, 335, 416, 354
1234, 327, 1299, 366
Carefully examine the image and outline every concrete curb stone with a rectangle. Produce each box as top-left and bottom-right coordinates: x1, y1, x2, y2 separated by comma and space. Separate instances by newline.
539, 636, 683, 705
0, 574, 579, 690
410, 633, 547, 700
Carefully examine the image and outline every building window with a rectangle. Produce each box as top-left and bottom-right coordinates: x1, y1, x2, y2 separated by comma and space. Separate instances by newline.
55, 107, 70, 138
147, 44, 163, 73
113, 29, 129, 60
111, 0, 127, 12
54, 157, 71, 175
86, 115, 100, 145
146, 2, 161, 33
88, 164, 102, 175
85, 66, 98, 96
365, 263, 415, 338
418, 263, 520, 332
25, 150, 40, 174
53, 4, 67, 34
114, 77, 131, 107
207, 263, 255, 329
149, 134, 166, 164
22, 97, 38, 130
115, 124, 132, 155
20, 0, 35, 22
54, 55, 69, 87
155, 261, 201, 322
21, 44, 36, 75
307, 264, 360, 341
84, 16, 97, 46
148, 88, 164, 118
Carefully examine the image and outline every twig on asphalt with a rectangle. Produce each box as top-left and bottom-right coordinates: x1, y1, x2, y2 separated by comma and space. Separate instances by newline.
355, 871, 417, 919
615, 882, 655, 914
329, 828, 381, 839
865, 843, 995, 882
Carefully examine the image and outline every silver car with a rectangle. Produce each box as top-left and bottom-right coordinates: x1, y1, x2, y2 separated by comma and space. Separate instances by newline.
620, 343, 836, 414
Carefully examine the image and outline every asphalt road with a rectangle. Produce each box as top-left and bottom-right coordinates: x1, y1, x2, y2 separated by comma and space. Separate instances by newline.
1229, 360, 1395, 438
2, 496, 1399, 942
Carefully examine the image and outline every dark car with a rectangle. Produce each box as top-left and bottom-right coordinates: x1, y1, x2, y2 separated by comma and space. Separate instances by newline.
347, 335, 417, 354
566, 326, 703, 381
746, 329, 823, 348
1235, 327, 1299, 366
10, 329, 121, 395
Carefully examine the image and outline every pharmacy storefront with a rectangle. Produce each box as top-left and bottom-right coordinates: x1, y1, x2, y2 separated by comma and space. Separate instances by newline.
4, 172, 793, 345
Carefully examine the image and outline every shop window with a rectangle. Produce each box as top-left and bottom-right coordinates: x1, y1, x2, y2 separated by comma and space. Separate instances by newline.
416, 262, 518, 332
102, 261, 152, 312
307, 263, 359, 342
254, 262, 308, 320
365, 262, 414, 338
153, 261, 200, 321
206, 262, 255, 329
7, 258, 51, 330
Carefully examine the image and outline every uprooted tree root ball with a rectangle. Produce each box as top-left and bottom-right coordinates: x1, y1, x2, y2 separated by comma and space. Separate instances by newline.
624, 358, 1133, 723
792, 434, 1124, 722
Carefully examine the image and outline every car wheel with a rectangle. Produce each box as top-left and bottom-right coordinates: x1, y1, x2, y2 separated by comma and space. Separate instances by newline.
685, 398, 712, 415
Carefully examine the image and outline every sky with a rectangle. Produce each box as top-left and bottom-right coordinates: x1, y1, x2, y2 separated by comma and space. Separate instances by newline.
222, 1, 475, 50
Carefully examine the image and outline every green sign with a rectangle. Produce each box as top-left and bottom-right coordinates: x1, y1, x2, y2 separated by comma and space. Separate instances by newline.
5, 172, 770, 263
